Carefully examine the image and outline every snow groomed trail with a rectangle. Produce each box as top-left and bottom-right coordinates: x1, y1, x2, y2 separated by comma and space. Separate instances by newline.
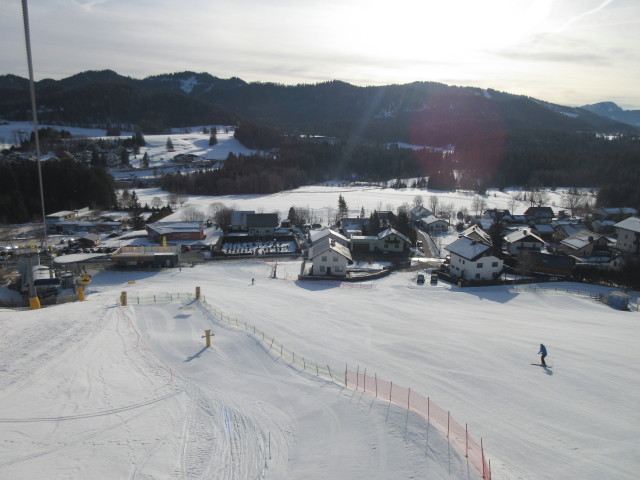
0, 294, 475, 479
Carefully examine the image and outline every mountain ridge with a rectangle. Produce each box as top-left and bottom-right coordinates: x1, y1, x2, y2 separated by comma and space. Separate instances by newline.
0, 70, 637, 139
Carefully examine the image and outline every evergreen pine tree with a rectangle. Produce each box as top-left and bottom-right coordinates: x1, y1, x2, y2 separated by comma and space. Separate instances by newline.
337, 194, 348, 221
128, 191, 145, 230
209, 130, 218, 146
166, 137, 174, 152
142, 152, 150, 168
488, 213, 506, 250
368, 210, 381, 236
288, 206, 299, 226
120, 147, 130, 166
134, 130, 146, 147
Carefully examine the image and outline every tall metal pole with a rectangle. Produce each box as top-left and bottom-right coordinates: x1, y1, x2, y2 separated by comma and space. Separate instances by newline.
21, 0, 47, 249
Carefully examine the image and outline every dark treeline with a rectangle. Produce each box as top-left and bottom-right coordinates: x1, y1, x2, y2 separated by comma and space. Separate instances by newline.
483, 131, 640, 208
157, 132, 451, 195
0, 158, 116, 223
160, 123, 640, 210
2, 81, 241, 134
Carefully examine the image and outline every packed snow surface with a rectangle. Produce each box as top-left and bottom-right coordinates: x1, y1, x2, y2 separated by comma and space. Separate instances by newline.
1, 262, 638, 479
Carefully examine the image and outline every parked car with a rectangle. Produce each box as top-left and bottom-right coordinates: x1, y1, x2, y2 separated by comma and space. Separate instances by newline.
430, 273, 438, 285
417, 274, 425, 284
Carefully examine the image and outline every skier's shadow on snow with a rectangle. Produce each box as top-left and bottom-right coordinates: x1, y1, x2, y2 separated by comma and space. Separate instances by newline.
541, 366, 553, 376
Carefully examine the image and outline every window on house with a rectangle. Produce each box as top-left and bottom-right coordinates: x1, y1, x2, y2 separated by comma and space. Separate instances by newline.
319, 266, 326, 272
335, 266, 343, 272
477, 263, 483, 268
475, 273, 481, 279
492, 262, 498, 267
333, 256, 338, 262
321, 256, 327, 261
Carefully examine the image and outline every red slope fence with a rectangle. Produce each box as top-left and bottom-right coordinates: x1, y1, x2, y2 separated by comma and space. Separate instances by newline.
346, 368, 491, 479
122, 291, 491, 479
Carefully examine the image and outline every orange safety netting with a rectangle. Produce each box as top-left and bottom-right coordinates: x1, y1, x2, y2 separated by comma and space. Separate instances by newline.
346, 369, 491, 479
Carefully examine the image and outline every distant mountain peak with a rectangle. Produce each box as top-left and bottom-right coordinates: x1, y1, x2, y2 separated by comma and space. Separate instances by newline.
582, 101, 623, 113
581, 102, 640, 127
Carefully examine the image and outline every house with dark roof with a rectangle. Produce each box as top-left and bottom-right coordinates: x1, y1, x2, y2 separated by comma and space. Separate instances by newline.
593, 207, 638, 221
246, 213, 279, 236
308, 238, 353, 276
520, 251, 575, 277
445, 236, 503, 281
524, 207, 555, 223
229, 211, 279, 237
77, 233, 101, 248
529, 224, 555, 243
614, 216, 640, 255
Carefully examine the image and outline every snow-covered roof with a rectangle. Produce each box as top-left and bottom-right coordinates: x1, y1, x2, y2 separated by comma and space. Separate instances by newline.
147, 221, 203, 234
504, 229, 545, 244
555, 224, 587, 237
46, 210, 76, 218
308, 237, 352, 261
378, 227, 410, 243
614, 216, 640, 233
560, 230, 603, 250
445, 236, 494, 261
596, 207, 638, 216
461, 225, 492, 245
309, 228, 348, 245
561, 236, 590, 250
53, 253, 110, 264
420, 215, 447, 226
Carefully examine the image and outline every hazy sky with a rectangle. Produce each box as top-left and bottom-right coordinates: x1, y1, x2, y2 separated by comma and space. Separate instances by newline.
2, 0, 639, 109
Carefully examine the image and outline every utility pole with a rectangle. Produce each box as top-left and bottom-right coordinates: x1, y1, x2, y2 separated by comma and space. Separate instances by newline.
21, 0, 48, 249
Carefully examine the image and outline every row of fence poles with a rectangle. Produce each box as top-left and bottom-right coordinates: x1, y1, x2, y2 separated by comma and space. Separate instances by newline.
347, 364, 491, 479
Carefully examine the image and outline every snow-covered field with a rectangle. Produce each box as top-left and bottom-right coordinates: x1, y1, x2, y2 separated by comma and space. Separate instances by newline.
1, 262, 638, 479
0, 121, 253, 172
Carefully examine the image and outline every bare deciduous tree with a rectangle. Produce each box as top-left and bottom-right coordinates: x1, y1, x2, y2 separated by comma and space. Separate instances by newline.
151, 197, 163, 209
208, 202, 225, 220
564, 187, 584, 217
413, 195, 423, 207
471, 196, 487, 217
428, 195, 439, 215
181, 206, 205, 222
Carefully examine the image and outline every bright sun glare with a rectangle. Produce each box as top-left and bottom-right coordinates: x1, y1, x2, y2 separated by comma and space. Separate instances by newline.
328, 0, 554, 63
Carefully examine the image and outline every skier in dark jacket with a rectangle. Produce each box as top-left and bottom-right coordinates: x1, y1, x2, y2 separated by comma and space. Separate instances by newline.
538, 343, 547, 366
